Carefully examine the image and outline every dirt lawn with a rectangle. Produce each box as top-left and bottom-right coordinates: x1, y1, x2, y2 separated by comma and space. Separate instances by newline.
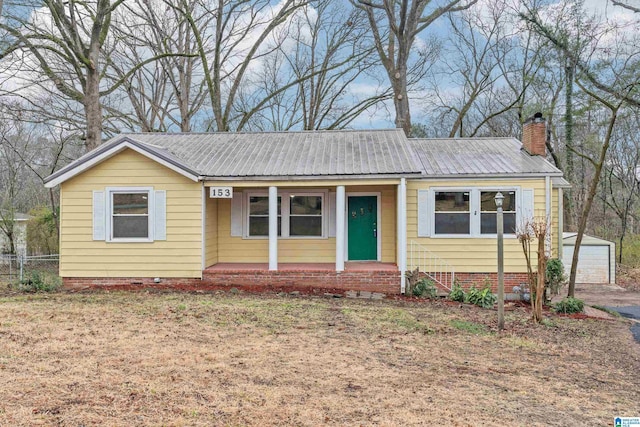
0, 291, 638, 426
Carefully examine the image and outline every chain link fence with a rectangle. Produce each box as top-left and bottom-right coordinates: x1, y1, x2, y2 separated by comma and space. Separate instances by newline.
0, 254, 60, 288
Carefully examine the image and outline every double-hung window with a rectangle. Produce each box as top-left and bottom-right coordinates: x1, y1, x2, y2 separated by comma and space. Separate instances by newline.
289, 195, 322, 237
429, 188, 519, 237
480, 191, 516, 234
434, 191, 470, 234
93, 187, 165, 242
248, 196, 281, 236
109, 189, 152, 241
246, 191, 325, 238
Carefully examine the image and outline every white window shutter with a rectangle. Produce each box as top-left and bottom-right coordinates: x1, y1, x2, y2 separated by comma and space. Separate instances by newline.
328, 191, 337, 237
417, 189, 430, 237
230, 191, 243, 237
92, 191, 106, 241
154, 190, 167, 241
520, 188, 535, 226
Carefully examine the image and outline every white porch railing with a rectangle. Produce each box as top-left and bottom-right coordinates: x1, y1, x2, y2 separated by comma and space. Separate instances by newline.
408, 241, 455, 292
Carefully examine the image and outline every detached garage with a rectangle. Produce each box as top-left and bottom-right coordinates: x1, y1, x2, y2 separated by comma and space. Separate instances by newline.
562, 233, 616, 284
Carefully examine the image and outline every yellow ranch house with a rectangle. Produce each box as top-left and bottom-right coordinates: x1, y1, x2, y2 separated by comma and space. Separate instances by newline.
45, 116, 568, 295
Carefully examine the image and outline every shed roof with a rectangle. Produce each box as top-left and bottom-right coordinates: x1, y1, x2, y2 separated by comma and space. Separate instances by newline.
563, 232, 615, 246
408, 138, 562, 177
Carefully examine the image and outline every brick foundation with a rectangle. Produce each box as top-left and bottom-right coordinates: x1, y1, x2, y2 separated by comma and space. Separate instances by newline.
63, 270, 402, 294
63, 271, 530, 296
420, 272, 531, 293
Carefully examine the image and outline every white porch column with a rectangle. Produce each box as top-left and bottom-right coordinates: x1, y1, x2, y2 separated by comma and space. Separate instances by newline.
335, 185, 346, 272
397, 178, 407, 293
269, 186, 278, 271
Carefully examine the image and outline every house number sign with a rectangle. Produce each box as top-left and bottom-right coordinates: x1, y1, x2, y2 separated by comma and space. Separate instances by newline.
209, 187, 233, 198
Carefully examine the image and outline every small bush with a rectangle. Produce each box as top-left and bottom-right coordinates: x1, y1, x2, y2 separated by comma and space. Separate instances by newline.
545, 258, 566, 297
464, 284, 496, 309
412, 278, 437, 298
554, 297, 584, 314
15, 271, 61, 293
448, 281, 465, 302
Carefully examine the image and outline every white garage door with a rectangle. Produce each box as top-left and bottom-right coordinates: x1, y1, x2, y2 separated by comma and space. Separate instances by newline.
562, 245, 610, 283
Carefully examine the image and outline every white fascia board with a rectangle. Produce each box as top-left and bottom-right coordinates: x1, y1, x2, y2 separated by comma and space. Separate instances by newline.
45, 141, 199, 188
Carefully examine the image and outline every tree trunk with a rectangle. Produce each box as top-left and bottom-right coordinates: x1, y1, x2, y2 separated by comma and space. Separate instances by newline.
568, 106, 618, 297
84, 67, 103, 151
534, 235, 545, 322
392, 67, 411, 136
564, 63, 575, 230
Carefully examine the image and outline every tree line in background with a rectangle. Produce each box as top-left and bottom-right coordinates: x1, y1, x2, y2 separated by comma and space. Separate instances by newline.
0, 0, 639, 292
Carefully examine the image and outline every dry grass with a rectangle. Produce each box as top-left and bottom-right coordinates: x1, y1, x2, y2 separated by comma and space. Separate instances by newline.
0, 290, 638, 426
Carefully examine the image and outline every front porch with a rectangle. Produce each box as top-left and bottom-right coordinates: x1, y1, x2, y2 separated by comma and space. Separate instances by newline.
202, 262, 401, 294
204, 181, 408, 293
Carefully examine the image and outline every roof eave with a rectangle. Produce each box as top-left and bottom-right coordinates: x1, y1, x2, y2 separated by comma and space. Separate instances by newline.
200, 172, 423, 181
409, 172, 564, 180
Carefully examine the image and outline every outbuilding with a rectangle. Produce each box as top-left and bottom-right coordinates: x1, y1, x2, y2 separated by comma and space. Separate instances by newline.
562, 232, 616, 284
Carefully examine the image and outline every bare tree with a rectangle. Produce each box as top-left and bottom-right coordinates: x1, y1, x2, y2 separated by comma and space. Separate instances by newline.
600, 113, 640, 263
171, 0, 314, 132
353, 0, 476, 136
107, 0, 207, 132
0, 0, 128, 150
239, 0, 391, 131
522, 3, 640, 296
611, 0, 640, 13
425, 0, 544, 138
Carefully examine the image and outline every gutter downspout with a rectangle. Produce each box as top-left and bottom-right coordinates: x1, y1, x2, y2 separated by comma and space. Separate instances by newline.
545, 176, 551, 256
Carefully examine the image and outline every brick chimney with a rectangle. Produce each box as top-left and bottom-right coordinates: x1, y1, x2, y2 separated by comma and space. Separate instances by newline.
522, 112, 546, 156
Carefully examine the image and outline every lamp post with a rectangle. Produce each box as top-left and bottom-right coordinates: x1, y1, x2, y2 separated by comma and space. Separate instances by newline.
495, 192, 505, 330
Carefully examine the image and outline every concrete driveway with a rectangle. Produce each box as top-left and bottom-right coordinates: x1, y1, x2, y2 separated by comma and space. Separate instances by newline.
556, 283, 640, 343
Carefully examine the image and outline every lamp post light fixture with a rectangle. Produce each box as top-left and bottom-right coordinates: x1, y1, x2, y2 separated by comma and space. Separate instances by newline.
495, 192, 505, 330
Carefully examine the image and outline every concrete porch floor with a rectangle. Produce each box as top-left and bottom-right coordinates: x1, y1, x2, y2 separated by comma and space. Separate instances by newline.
204, 262, 398, 272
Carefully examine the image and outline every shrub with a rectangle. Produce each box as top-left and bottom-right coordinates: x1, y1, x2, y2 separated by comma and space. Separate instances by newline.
15, 271, 61, 293
412, 278, 437, 298
27, 206, 59, 255
464, 284, 496, 309
545, 258, 566, 297
448, 281, 465, 302
554, 297, 584, 314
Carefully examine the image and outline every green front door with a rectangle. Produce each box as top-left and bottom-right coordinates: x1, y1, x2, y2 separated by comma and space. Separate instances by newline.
348, 196, 377, 260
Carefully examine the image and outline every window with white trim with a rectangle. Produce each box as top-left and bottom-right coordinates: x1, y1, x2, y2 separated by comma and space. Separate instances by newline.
290, 195, 322, 236
110, 190, 151, 240
248, 195, 281, 236
431, 188, 518, 236
480, 191, 516, 234
245, 191, 325, 238
434, 191, 470, 234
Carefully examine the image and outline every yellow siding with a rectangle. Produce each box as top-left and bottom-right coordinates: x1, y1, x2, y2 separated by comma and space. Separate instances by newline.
205, 198, 218, 267
60, 149, 203, 278
406, 178, 547, 273
214, 184, 396, 264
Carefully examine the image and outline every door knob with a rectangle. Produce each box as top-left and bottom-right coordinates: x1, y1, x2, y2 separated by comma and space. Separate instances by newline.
373, 228, 377, 238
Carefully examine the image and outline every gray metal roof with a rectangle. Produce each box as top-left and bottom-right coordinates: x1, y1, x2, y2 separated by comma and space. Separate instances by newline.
45, 130, 568, 186
115, 129, 422, 178
408, 137, 562, 177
